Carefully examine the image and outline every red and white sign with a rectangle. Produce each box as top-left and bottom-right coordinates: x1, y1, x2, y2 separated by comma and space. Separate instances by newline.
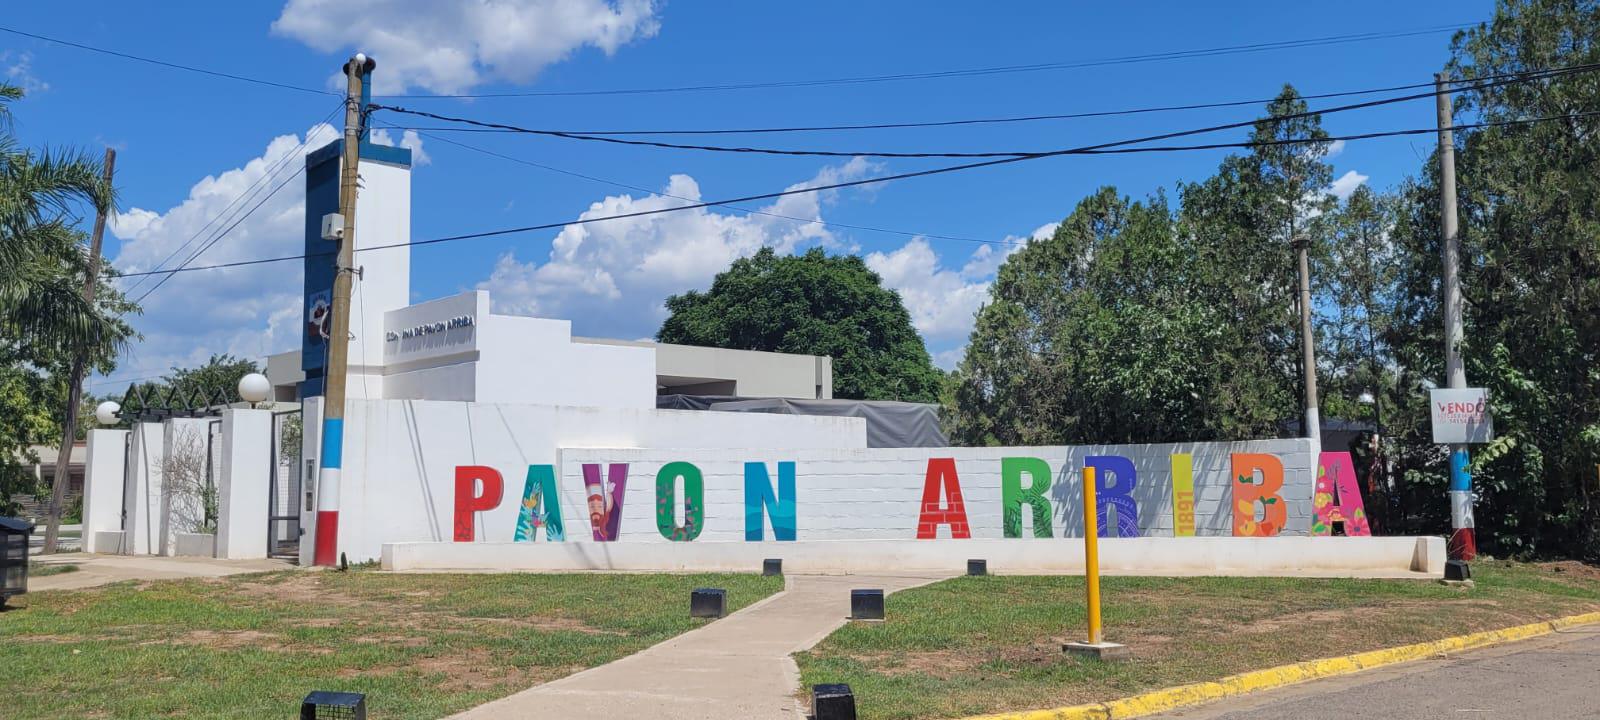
1430, 388, 1494, 444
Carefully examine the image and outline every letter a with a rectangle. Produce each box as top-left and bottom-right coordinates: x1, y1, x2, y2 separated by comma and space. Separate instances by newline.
1311, 452, 1371, 536
916, 458, 971, 539
515, 464, 565, 542
454, 465, 503, 542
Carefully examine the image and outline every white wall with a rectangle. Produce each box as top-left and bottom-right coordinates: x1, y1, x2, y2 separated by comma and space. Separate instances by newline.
122, 422, 163, 555
476, 313, 656, 409
216, 409, 271, 559
349, 156, 412, 382
385, 536, 1446, 576
557, 441, 1316, 544
81, 429, 127, 553
305, 398, 867, 562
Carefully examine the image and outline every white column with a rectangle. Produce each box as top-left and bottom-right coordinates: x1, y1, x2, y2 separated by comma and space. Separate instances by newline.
124, 422, 164, 555
81, 428, 128, 553
216, 409, 272, 559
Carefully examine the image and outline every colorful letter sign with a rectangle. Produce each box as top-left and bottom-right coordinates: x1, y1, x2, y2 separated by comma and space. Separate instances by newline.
453, 465, 504, 542
583, 463, 629, 541
1171, 453, 1195, 537
514, 464, 564, 542
1231, 453, 1286, 537
1000, 457, 1053, 538
745, 461, 797, 541
916, 458, 971, 539
1311, 452, 1371, 536
655, 462, 705, 542
1085, 455, 1140, 537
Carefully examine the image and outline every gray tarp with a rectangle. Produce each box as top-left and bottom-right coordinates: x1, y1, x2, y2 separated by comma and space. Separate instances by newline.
655, 395, 947, 448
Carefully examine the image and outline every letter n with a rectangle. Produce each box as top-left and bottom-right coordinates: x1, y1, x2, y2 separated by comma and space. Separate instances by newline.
1231, 453, 1286, 537
454, 465, 503, 542
745, 461, 797, 541
514, 464, 565, 542
1001, 457, 1053, 538
916, 458, 970, 539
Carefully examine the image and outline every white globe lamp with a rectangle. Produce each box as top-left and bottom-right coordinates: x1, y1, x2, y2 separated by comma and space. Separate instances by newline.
94, 401, 121, 425
238, 373, 272, 407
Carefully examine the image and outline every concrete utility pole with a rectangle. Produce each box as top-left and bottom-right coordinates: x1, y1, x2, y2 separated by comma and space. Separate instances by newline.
1296, 234, 1320, 444
313, 54, 371, 567
42, 148, 115, 555
1435, 73, 1475, 562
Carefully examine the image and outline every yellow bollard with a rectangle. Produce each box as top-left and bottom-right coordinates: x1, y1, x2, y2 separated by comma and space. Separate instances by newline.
1063, 464, 1127, 659
1082, 465, 1102, 644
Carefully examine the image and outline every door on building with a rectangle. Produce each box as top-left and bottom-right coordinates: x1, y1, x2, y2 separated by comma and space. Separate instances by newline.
268, 410, 303, 561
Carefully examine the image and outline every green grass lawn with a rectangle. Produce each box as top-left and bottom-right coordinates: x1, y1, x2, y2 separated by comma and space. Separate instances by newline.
796, 562, 1600, 720
1, 570, 782, 719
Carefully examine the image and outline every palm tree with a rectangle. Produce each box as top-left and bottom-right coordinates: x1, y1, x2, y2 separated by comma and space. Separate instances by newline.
0, 82, 124, 362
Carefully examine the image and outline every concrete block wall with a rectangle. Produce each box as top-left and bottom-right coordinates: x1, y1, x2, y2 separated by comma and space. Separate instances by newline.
299, 397, 871, 562
557, 440, 1317, 543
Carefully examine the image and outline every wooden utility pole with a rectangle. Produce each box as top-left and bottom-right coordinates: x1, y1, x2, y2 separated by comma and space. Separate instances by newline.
312, 54, 370, 566
42, 148, 115, 555
1436, 72, 1475, 562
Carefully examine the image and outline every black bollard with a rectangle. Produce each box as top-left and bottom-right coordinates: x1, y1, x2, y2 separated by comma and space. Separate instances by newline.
850, 589, 885, 621
812, 683, 857, 720
690, 587, 727, 618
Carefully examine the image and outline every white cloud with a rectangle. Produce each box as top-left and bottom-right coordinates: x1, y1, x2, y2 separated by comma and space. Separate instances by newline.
1330, 169, 1368, 201
1325, 139, 1346, 158
369, 128, 430, 166
2, 51, 49, 93
867, 221, 1057, 370
105, 123, 341, 378
866, 239, 993, 343
272, 0, 661, 94
478, 159, 876, 339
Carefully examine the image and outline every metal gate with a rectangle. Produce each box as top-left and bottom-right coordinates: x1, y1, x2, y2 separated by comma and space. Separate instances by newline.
268, 410, 304, 560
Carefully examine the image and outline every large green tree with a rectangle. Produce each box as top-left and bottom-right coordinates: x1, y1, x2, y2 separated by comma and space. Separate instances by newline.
1382, 0, 1600, 559
0, 83, 134, 514
657, 247, 943, 402
948, 88, 1338, 445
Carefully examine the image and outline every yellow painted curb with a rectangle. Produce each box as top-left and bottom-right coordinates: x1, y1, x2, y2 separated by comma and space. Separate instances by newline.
960, 610, 1600, 720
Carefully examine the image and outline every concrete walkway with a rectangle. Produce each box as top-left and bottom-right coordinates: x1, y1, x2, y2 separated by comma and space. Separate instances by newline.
27, 553, 293, 591
449, 572, 953, 720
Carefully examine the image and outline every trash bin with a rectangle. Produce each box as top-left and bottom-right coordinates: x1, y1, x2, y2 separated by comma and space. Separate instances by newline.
1, 516, 34, 606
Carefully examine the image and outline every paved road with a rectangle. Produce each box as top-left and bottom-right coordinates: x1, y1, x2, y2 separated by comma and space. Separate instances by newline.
1150, 624, 1600, 720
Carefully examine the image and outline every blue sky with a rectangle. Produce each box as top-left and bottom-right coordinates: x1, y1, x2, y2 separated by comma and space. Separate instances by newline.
0, 1, 1494, 389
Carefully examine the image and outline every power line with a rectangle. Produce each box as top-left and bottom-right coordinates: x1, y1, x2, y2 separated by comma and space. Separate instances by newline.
391, 124, 1019, 246
116, 108, 1600, 279
0, 25, 336, 97
132, 164, 308, 303
375, 63, 1594, 137
124, 104, 343, 295
371, 63, 1600, 159
378, 23, 1479, 99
